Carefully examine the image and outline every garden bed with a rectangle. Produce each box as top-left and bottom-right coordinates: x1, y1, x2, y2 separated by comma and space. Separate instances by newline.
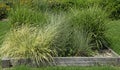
1, 0, 120, 69
1, 48, 120, 68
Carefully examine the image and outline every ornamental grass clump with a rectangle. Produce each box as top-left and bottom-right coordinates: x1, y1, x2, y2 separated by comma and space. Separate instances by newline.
0, 23, 60, 66
70, 6, 108, 51
51, 13, 93, 57
54, 6, 109, 57
9, 6, 47, 27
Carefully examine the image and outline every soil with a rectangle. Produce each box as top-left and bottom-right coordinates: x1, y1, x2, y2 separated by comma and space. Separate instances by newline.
94, 49, 119, 57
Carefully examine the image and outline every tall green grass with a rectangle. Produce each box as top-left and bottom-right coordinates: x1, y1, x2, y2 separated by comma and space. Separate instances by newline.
98, 0, 120, 19
0, 21, 10, 47
9, 5, 47, 27
106, 20, 120, 55
0, 14, 67, 66
0, 24, 58, 66
72, 7, 108, 49
56, 7, 109, 56
53, 21, 93, 56
52, 6, 109, 57
0, 0, 117, 60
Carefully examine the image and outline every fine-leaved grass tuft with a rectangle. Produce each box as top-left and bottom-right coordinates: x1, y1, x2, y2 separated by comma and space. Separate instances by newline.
0, 24, 58, 66
9, 5, 47, 27
70, 6, 109, 52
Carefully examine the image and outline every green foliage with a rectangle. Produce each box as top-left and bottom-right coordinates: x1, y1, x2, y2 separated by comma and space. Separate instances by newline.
0, 59, 1, 69
106, 20, 120, 55
54, 22, 93, 56
44, 0, 97, 12
72, 29, 93, 56
0, 24, 58, 66
50, 13, 93, 57
0, 21, 10, 47
12, 65, 31, 70
0, 0, 118, 59
70, 6, 108, 50
9, 6, 47, 26
9, 66, 120, 70
2, 0, 120, 20
0, 2, 10, 20
108, 0, 120, 19
35, 66, 120, 70
98, 0, 120, 19
52, 6, 109, 57
46, 0, 120, 19
24, 0, 101, 12
31, 0, 48, 12
52, 17, 72, 56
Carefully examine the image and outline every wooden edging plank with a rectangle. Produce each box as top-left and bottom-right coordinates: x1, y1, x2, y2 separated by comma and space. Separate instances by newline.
1, 57, 120, 68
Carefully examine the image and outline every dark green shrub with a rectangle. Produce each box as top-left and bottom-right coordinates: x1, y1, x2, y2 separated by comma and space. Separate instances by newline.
99, 0, 120, 19
47, 0, 120, 19
46, 0, 101, 12
0, 2, 10, 20
30, 0, 100, 12
108, 0, 120, 19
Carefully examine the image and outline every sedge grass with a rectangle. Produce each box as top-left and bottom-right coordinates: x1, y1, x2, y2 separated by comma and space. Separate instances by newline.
70, 6, 109, 50
0, 24, 58, 66
8, 5, 47, 27
0, 14, 67, 66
